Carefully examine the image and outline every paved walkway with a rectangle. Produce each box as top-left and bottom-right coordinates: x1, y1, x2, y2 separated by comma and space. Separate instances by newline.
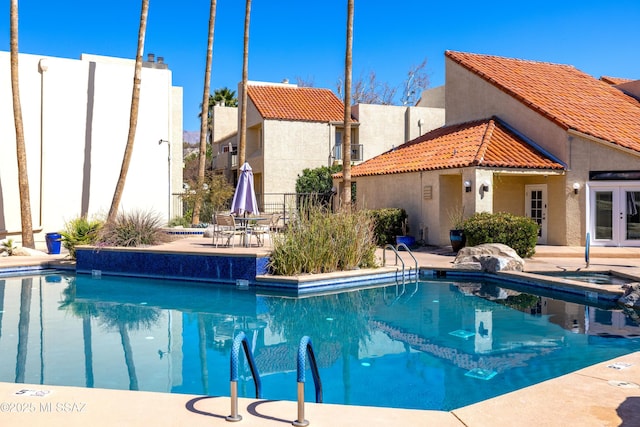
1, 238, 640, 426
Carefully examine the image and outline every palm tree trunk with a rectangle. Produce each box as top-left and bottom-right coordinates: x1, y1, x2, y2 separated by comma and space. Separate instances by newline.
341, 0, 354, 211
238, 0, 252, 168
118, 322, 139, 390
197, 315, 209, 395
83, 314, 94, 387
192, 0, 218, 225
15, 278, 33, 383
107, 0, 149, 224
10, 0, 35, 248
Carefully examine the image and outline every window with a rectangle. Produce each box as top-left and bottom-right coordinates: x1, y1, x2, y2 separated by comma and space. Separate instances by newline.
334, 128, 362, 161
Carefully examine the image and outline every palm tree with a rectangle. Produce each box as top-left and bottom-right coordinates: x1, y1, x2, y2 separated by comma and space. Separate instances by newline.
10, 0, 35, 248
341, 0, 354, 211
15, 278, 33, 383
107, 0, 149, 224
213, 87, 238, 107
238, 0, 252, 167
192, 0, 218, 225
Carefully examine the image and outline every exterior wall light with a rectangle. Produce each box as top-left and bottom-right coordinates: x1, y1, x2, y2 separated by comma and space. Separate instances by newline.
481, 180, 490, 192
573, 182, 580, 194
464, 180, 472, 192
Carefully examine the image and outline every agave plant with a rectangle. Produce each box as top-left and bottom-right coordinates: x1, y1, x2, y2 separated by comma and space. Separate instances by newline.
0, 238, 17, 256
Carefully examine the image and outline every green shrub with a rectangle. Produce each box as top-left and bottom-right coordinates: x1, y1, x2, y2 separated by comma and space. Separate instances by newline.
268, 206, 377, 275
98, 210, 171, 248
61, 216, 104, 259
367, 208, 407, 246
462, 212, 538, 258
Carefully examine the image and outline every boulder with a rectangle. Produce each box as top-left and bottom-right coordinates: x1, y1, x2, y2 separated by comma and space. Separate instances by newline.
11, 247, 49, 257
453, 243, 524, 273
618, 283, 640, 309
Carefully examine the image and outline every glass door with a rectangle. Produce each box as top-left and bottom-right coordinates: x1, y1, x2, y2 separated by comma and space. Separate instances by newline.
525, 185, 547, 244
589, 185, 640, 246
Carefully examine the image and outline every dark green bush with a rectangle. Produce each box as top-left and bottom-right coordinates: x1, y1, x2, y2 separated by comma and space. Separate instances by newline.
462, 212, 538, 258
367, 208, 407, 246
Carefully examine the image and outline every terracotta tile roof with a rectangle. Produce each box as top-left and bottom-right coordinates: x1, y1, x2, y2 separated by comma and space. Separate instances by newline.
600, 76, 634, 85
247, 84, 346, 122
346, 118, 564, 178
445, 51, 640, 153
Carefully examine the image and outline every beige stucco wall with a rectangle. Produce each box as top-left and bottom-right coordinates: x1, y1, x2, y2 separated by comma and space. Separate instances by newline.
0, 52, 182, 244
445, 58, 569, 163
262, 120, 333, 194
352, 104, 444, 160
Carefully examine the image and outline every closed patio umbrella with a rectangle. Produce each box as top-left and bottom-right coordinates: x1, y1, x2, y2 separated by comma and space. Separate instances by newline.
231, 162, 259, 216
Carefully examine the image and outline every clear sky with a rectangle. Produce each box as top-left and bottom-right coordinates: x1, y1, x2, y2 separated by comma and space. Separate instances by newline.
4, 0, 639, 132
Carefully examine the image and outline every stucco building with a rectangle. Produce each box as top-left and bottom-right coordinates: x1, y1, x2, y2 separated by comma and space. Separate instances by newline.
211, 81, 444, 211
1, 52, 183, 246
339, 51, 640, 247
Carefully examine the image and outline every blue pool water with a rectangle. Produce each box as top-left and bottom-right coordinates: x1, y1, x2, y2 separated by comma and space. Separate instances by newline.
0, 272, 639, 411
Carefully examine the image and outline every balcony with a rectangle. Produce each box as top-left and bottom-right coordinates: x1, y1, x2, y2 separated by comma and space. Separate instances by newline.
333, 144, 363, 162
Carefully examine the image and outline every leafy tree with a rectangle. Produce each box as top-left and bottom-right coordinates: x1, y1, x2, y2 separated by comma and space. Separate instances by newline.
296, 165, 341, 194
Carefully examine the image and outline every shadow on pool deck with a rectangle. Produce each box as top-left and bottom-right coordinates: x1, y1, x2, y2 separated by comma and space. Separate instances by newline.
1, 238, 640, 426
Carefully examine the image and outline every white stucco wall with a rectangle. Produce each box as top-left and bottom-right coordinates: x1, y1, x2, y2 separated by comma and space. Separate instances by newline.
0, 52, 182, 245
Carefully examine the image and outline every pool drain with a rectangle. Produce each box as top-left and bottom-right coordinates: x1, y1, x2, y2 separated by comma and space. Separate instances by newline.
607, 380, 640, 389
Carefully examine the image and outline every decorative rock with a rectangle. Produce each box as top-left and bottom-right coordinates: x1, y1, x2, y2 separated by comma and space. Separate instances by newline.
203, 226, 215, 238
12, 247, 49, 257
453, 243, 524, 272
618, 283, 640, 309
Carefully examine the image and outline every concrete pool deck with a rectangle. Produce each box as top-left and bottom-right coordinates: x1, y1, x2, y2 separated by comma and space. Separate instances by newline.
1, 238, 639, 426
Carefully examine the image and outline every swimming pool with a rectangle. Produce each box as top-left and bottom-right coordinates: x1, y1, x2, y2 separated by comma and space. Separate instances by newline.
0, 272, 639, 411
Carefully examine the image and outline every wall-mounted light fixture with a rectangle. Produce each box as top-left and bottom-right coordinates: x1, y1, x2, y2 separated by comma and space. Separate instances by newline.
573, 182, 580, 194
464, 180, 472, 193
481, 180, 490, 192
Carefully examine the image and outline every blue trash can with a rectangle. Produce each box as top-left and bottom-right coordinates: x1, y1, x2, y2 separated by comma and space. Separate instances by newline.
45, 232, 62, 255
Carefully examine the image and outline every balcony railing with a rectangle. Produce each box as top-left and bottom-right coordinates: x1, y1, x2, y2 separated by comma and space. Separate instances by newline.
333, 144, 363, 162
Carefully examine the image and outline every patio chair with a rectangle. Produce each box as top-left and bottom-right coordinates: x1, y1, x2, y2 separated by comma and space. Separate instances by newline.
213, 214, 245, 247
250, 213, 281, 247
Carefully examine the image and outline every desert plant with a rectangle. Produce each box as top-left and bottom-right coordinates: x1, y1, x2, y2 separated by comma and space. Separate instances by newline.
98, 210, 171, 247
462, 211, 538, 258
61, 216, 104, 259
268, 204, 377, 275
448, 205, 465, 230
0, 238, 18, 256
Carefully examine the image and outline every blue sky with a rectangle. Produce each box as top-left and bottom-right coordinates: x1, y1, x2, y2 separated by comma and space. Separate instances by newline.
4, 0, 640, 131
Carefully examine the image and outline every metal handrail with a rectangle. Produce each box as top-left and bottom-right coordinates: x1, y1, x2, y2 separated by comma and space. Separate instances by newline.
396, 243, 418, 279
383, 244, 407, 284
226, 331, 262, 422
292, 336, 323, 427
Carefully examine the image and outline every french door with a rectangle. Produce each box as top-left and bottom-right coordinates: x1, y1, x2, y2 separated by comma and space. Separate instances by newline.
525, 185, 547, 244
589, 184, 640, 246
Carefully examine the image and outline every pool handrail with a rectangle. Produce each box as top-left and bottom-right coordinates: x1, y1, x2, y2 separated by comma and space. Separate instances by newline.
382, 244, 418, 284
293, 335, 323, 427
226, 331, 262, 422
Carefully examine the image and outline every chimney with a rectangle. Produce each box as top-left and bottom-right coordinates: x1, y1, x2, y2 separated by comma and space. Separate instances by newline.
157, 57, 164, 64
147, 53, 155, 62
